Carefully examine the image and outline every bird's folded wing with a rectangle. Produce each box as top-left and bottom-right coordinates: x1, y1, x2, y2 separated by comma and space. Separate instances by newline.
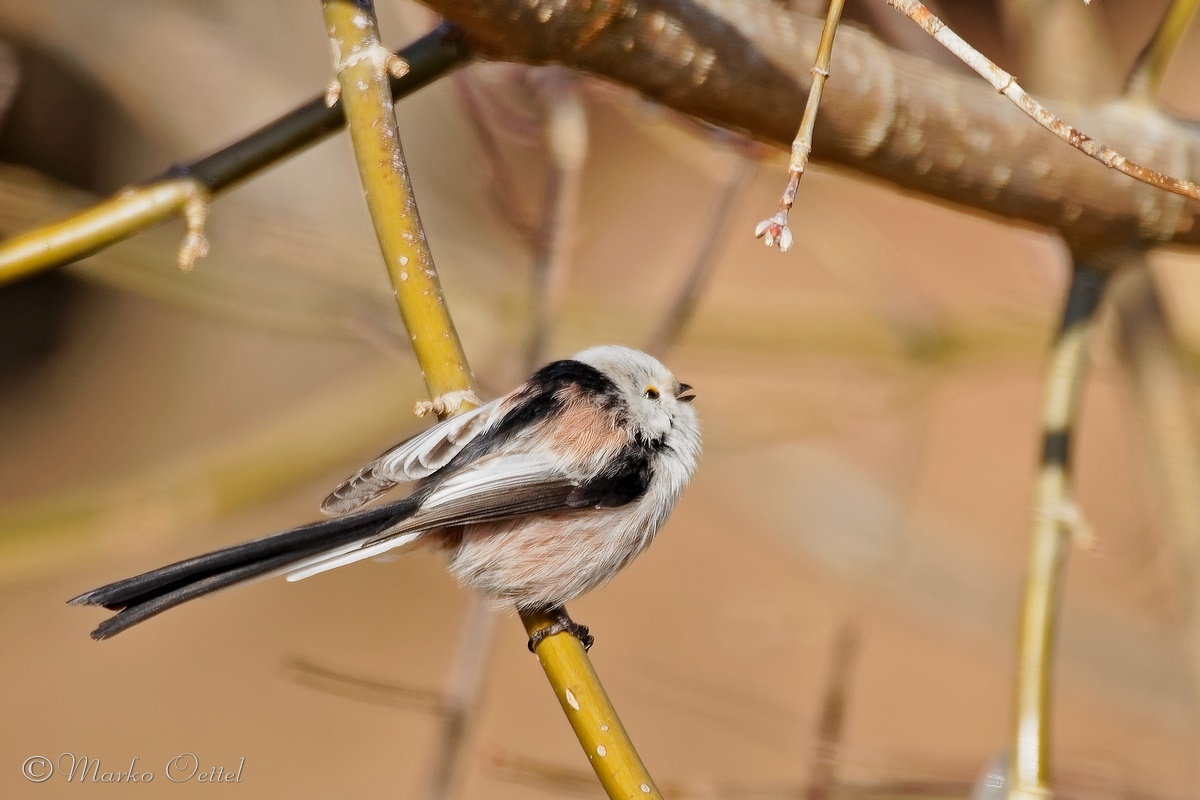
320, 398, 506, 516
367, 452, 587, 543
287, 453, 584, 581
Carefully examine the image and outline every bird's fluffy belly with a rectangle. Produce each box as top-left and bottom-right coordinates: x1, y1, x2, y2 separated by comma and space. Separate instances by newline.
444, 507, 653, 610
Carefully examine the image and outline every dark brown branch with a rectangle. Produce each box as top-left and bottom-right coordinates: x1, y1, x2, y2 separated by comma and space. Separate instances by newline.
177, 23, 470, 193
420, 0, 1200, 250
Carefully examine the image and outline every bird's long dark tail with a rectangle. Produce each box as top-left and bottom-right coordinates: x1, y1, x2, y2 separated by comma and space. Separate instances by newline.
70, 497, 420, 640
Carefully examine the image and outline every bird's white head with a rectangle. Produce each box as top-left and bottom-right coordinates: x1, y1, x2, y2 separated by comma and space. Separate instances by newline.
572, 345, 700, 461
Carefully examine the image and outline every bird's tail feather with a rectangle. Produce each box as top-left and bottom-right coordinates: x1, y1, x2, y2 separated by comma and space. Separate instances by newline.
283, 530, 424, 583
69, 497, 419, 640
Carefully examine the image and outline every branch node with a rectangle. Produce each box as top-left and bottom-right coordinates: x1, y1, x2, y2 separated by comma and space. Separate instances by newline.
386, 54, 411, 79
335, 41, 396, 76
414, 389, 482, 418
324, 79, 341, 107
1044, 497, 1103, 556
177, 188, 212, 272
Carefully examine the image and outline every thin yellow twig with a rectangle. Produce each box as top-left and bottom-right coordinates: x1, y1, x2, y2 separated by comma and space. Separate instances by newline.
0, 27, 471, 289
322, 2, 661, 796
1009, 260, 1110, 800
755, 0, 847, 252
0, 177, 208, 284
888, 0, 1200, 202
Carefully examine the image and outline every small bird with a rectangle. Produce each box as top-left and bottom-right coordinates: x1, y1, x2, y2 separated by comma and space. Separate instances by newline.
71, 345, 701, 648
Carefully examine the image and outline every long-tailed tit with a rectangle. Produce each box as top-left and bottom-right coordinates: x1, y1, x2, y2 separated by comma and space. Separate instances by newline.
72, 345, 701, 648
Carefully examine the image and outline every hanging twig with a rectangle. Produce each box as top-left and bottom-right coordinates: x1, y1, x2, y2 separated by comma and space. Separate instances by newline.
419, 0, 1200, 247
887, 0, 1200, 201
1009, 259, 1111, 799
8, 3, 1200, 283
322, 2, 661, 797
754, 0, 846, 252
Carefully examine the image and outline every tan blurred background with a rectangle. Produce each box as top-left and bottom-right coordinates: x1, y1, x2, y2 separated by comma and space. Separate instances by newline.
1, 1, 1198, 797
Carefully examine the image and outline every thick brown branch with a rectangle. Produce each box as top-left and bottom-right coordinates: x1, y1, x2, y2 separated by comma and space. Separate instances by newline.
421, 0, 1200, 250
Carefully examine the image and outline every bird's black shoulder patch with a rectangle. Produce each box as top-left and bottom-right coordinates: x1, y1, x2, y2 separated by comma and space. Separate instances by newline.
569, 441, 654, 508
490, 359, 624, 440
527, 359, 622, 404
417, 359, 624, 493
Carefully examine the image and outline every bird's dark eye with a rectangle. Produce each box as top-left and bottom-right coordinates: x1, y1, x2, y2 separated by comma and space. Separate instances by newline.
644, 387, 660, 400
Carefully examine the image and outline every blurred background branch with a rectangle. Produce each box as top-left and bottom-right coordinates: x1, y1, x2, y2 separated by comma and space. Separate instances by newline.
420, 0, 1200, 249
1010, 258, 1109, 799
0, 23, 472, 286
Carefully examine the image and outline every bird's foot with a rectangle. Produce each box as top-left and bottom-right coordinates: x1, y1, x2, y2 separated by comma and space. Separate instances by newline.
527, 606, 594, 652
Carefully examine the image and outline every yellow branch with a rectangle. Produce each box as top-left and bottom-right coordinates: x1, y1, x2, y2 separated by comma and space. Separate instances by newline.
521, 610, 661, 797
1126, 0, 1200, 100
1009, 261, 1110, 800
0, 177, 208, 284
322, 2, 661, 795
0, 27, 470, 289
323, 0, 472, 403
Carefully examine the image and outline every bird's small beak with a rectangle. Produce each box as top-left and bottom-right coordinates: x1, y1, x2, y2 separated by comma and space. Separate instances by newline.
676, 383, 696, 403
